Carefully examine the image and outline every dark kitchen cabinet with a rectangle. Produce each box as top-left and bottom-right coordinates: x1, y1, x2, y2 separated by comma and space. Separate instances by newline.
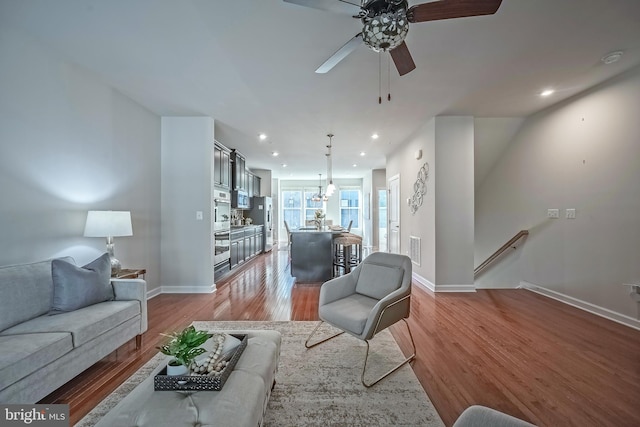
247, 171, 254, 198
214, 141, 231, 189
255, 229, 263, 255
253, 175, 261, 196
229, 240, 240, 269
231, 150, 246, 191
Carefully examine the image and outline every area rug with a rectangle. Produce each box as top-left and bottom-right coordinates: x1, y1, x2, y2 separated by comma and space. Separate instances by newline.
77, 321, 443, 427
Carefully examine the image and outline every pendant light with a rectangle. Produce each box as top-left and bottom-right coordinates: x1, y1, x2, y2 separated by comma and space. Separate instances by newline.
311, 173, 328, 202
326, 134, 336, 196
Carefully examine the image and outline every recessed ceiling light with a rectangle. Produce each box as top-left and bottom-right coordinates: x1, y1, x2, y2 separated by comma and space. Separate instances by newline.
352, 163, 357, 167
360, 151, 366, 156
540, 89, 555, 97
281, 163, 287, 168
258, 133, 267, 141
601, 51, 623, 65
371, 133, 379, 139
272, 151, 279, 157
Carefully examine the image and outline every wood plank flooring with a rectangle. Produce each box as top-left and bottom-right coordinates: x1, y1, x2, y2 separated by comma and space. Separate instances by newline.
42, 249, 640, 426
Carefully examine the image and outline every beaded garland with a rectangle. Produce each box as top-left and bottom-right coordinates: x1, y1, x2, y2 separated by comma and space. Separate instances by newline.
187, 333, 230, 376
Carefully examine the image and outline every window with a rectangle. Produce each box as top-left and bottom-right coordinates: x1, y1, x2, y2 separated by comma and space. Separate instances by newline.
339, 189, 360, 229
305, 191, 323, 222
283, 190, 302, 229
282, 189, 325, 229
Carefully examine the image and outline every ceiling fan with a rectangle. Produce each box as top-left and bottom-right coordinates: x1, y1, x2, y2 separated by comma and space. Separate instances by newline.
284, 0, 503, 76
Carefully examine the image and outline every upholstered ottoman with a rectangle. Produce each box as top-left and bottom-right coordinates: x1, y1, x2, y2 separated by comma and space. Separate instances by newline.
95, 330, 281, 427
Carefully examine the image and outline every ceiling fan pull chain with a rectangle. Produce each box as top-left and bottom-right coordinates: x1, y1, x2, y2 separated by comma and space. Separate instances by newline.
378, 52, 382, 104
387, 53, 391, 102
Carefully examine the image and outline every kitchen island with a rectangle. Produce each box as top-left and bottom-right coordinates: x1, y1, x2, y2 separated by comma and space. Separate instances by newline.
289, 229, 337, 282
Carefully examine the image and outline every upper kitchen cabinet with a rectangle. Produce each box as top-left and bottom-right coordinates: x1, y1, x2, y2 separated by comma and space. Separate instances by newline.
231, 150, 246, 192
213, 141, 231, 189
247, 170, 254, 197
253, 174, 261, 197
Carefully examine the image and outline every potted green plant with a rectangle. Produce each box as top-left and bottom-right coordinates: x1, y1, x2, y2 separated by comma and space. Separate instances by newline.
157, 326, 213, 375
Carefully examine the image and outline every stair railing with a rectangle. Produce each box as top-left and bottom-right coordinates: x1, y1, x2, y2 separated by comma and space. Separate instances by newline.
474, 230, 529, 277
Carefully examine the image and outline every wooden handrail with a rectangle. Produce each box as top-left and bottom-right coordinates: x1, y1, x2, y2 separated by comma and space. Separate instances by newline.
474, 230, 529, 277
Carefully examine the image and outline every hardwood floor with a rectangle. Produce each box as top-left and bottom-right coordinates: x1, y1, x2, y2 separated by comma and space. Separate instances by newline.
43, 249, 640, 426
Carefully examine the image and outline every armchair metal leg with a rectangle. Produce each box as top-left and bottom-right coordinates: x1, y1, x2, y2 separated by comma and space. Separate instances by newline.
361, 318, 416, 388
304, 320, 345, 349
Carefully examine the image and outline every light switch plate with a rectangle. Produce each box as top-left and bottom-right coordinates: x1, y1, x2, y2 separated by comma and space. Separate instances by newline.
196, 211, 203, 220
566, 209, 576, 219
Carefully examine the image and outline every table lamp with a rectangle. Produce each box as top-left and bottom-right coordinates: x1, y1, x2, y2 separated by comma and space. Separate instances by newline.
84, 210, 133, 276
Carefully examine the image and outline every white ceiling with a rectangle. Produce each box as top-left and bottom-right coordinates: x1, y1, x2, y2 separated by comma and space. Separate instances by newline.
2, 0, 640, 180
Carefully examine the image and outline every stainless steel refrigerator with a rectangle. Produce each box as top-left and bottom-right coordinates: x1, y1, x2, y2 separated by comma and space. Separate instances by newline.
248, 196, 273, 252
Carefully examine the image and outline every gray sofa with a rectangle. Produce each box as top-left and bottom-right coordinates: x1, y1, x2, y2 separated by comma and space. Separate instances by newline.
0, 257, 148, 404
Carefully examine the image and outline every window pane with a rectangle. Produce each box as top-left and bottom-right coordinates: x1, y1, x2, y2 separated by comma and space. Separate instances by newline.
283, 209, 301, 229
340, 189, 359, 207
339, 189, 360, 228
283, 191, 301, 208
378, 190, 387, 227
340, 209, 359, 228
305, 192, 323, 209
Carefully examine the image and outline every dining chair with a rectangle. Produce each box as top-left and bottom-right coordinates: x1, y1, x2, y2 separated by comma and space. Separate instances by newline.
283, 220, 292, 261
305, 252, 415, 387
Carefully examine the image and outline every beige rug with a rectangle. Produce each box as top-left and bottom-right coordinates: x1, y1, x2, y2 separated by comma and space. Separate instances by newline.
78, 321, 444, 427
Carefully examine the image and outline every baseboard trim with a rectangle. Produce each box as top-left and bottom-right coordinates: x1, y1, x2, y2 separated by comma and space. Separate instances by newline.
412, 273, 435, 292
160, 284, 217, 294
147, 287, 162, 300
412, 273, 476, 293
519, 281, 640, 331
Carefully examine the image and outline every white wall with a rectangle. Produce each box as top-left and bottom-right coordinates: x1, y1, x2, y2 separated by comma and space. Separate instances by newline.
387, 117, 475, 290
476, 67, 640, 320
160, 117, 215, 293
434, 117, 475, 287
0, 26, 161, 291
387, 119, 436, 283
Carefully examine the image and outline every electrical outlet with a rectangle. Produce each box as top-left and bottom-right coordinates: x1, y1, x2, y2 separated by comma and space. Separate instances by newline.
547, 209, 559, 219
566, 208, 576, 219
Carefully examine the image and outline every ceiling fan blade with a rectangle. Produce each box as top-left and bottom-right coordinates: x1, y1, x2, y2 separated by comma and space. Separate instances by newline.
283, 0, 362, 16
390, 41, 416, 76
315, 33, 363, 74
407, 0, 503, 23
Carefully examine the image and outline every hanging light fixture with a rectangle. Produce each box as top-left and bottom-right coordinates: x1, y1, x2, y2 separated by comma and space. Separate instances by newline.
326, 133, 336, 196
311, 173, 328, 202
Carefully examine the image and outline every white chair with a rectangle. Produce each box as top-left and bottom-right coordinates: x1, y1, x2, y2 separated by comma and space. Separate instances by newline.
305, 252, 415, 387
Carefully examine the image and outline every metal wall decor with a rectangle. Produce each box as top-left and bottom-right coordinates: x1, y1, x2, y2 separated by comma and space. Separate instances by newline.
409, 162, 429, 214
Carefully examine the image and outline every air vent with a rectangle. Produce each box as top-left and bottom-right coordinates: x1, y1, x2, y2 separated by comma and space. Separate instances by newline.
409, 236, 421, 266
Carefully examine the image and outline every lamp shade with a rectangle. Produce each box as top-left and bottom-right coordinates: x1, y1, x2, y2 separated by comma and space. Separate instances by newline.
84, 211, 133, 237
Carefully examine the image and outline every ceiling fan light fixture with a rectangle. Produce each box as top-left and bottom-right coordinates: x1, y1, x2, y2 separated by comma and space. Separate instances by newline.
362, 10, 409, 53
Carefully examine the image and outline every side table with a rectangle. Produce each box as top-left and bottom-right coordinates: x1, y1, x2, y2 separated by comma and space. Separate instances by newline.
114, 268, 146, 279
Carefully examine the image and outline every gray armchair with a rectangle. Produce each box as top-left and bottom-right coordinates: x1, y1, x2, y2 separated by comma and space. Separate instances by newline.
305, 252, 415, 387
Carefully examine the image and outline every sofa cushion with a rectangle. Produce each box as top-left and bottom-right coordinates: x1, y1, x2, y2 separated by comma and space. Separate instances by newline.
355, 262, 404, 300
50, 253, 113, 314
0, 300, 140, 347
320, 293, 379, 336
0, 257, 74, 332
0, 333, 73, 389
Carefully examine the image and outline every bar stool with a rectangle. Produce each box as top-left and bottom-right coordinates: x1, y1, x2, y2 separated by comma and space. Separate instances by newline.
333, 233, 363, 277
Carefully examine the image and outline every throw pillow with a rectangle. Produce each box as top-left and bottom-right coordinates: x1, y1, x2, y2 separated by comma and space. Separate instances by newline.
50, 252, 114, 314
355, 262, 404, 300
